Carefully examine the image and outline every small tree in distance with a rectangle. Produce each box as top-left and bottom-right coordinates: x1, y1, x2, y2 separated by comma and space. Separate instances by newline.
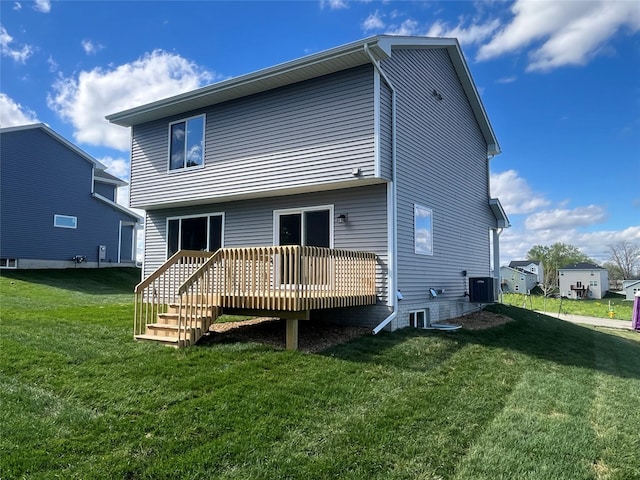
608, 241, 640, 280
527, 242, 593, 297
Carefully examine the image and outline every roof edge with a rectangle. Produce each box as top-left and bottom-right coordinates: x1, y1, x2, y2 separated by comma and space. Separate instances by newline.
107, 35, 390, 126
489, 198, 510, 228
1, 122, 108, 171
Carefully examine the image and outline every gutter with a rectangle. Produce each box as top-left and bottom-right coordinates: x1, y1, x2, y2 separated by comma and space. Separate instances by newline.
364, 43, 399, 335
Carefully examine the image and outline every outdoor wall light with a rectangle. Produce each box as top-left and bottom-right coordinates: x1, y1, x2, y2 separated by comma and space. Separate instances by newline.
337, 214, 347, 224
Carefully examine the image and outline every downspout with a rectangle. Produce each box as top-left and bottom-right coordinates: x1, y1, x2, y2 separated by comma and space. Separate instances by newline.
364, 43, 399, 335
493, 227, 503, 301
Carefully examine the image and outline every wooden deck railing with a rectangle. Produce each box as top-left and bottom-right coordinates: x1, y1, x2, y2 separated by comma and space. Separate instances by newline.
178, 245, 377, 313
133, 250, 212, 337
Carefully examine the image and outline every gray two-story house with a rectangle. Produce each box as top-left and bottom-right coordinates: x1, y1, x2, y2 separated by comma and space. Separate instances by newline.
108, 35, 509, 349
0, 123, 141, 269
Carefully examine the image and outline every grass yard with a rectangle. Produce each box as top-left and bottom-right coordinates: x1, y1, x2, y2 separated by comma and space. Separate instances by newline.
1, 269, 639, 479
501, 292, 634, 321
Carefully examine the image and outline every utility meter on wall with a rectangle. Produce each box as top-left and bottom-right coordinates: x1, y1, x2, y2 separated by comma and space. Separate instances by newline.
98, 245, 107, 260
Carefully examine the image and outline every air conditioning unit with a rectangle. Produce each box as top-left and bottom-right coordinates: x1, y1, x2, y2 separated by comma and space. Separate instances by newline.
469, 277, 497, 303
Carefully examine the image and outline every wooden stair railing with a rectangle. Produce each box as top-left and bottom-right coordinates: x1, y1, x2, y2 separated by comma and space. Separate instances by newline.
133, 250, 214, 347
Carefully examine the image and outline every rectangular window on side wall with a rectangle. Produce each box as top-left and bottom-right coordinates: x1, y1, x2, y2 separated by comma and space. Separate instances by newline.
168, 114, 205, 171
414, 204, 433, 255
54, 214, 77, 229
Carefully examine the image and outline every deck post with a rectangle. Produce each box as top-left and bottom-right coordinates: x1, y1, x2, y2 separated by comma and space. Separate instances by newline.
286, 318, 299, 351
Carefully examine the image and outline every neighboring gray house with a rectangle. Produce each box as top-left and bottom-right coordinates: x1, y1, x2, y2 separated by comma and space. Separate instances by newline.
622, 280, 640, 301
508, 260, 544, 284
500, 265, 538, 294
558, 262, 609, 300
0, 123, 141, 269
107, 36, 509, 348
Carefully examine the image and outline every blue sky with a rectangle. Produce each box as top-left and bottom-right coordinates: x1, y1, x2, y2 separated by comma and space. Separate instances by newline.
1, 0, 639, 265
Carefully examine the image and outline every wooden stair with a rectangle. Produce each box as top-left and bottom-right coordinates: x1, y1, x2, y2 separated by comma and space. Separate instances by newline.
135, 302, 220, 348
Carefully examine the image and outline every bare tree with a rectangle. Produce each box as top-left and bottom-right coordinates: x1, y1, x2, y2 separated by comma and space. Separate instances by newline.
608, 241, 640, 279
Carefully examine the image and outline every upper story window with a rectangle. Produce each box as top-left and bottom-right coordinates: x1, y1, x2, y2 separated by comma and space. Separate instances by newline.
169, 114, 205, 171
54, 214, 77, 229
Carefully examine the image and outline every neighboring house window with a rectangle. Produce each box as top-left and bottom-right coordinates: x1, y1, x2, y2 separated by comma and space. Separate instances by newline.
409, 310, 428, 328
590, 280, 598, 287
0, 258, 17, 269
414, 204, 433, 255
54, 214, 77, 229
167, 213, 223, 257
169, 114, 205, 171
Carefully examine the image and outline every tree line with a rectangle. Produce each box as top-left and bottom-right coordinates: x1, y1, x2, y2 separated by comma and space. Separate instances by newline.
525, 241, 640, 296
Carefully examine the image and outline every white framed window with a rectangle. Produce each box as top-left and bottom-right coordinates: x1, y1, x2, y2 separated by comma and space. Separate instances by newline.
166, 213, 224, 258
168, 114, 205, 171
409, 309, 428, 329
54, 214, 77, 229
0, 258, 17, 269
273, 205, 334, 248
414, 204, 433, 255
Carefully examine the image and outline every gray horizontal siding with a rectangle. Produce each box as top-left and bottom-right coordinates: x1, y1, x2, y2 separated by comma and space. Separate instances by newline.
381, 47, 495, 302
131, 65, 378, 209
0, 128, 133, 264
143, 183, 389, 303
379, 81, 393, 181
94, 181, 116, 201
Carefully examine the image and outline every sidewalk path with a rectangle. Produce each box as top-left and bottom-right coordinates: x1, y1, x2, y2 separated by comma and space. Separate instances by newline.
535, 311, 633, 330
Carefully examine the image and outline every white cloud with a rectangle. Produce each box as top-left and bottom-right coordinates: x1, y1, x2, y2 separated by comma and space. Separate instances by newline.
99, 156, 130, 181
477, 0, 640, 71
33, 0, 50, 13
13, 2, 21, 11
386, 19, 420, 36
0, 25, 33, 63
47, 50, 216, 151
320, 0, 348, 10
0, 93, 38, 127
362, 10, 385, 31
47, 54, 58, 72
524, 205, 608, 230
490, 169, 551, 215
82, 39, 104, 55
426, 18, 500, 45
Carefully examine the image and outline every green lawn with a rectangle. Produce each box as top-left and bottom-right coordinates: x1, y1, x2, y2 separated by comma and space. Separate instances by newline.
502, 292, 633, 321
1, 269, 639, 479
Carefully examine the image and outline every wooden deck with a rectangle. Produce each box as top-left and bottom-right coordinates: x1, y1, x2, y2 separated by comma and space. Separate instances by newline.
134, 247, 377, 349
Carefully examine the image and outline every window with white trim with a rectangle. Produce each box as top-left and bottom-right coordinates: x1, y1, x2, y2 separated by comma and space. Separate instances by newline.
54, 214, 77, 229
414, 204, 433, 255
166, 213, 223, 257
0, 258, 17, 269
169, 114, 205, 171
